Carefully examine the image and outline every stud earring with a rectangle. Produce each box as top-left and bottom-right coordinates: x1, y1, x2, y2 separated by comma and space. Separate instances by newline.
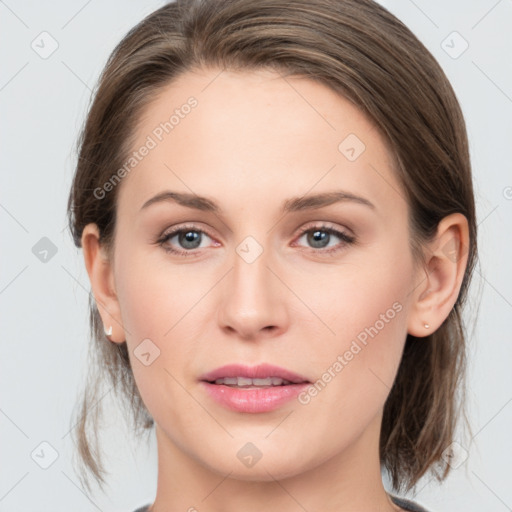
424, 323, 430, 329
104, 325, 113, 336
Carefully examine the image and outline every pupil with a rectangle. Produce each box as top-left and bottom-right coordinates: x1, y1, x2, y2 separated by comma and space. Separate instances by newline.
180, 231, 201, 249
308, 230, 329, 248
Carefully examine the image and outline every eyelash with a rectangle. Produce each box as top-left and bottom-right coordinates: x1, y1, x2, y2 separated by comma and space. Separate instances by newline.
156, 223, 356, 257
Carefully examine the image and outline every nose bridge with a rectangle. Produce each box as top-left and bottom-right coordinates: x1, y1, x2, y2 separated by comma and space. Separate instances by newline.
218, 232, 287, 337
233, 234, 271, 296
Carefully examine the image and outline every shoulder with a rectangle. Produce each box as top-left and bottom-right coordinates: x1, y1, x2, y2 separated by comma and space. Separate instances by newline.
389, 494, 431, 512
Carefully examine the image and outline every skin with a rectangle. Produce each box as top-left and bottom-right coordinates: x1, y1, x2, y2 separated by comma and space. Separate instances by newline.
81, 67, 469, 512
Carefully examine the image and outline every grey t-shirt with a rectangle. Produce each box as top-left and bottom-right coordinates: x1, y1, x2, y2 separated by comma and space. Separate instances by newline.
133, 494, 430, 511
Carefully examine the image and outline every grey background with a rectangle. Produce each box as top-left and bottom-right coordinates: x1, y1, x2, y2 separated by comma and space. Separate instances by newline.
1, 1, 511, 511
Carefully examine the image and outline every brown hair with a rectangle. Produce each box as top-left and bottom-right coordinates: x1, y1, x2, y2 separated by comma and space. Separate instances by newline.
67, 0, 477, 495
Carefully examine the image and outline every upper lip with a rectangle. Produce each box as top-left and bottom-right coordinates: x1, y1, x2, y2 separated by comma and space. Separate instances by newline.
200, 363, 310, 384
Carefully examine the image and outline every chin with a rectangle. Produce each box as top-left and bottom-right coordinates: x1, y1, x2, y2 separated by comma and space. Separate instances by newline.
196, 443, 317, 482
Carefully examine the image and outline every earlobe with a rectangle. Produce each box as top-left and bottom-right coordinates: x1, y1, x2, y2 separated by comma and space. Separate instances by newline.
81, 223, 125, 344
407, 213, 469, 337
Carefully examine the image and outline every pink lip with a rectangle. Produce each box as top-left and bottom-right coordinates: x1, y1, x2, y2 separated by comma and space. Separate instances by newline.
199, 363, 311, 413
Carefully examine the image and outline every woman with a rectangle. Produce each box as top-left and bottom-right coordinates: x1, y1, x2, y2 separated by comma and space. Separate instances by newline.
67, 0, 477, 510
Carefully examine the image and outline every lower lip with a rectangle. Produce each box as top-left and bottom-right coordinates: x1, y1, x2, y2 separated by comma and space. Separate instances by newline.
200, 381, 310, 413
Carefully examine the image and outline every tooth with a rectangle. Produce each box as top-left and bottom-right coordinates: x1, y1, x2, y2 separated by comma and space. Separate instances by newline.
213, 376, 295, 387
253, 378, 273, 386
215, 377, 238, 385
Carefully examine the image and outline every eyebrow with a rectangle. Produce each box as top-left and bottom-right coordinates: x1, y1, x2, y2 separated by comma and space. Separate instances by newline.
140, 189, 375, 213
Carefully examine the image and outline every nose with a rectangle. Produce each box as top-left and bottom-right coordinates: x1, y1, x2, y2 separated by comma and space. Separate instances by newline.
217, 238, 289, 341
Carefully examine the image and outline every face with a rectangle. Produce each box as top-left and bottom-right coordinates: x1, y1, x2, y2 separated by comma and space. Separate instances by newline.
108, 67, 419, 480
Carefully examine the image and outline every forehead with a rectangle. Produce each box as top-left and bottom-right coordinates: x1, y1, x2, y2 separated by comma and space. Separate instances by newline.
116, 67, 403, 219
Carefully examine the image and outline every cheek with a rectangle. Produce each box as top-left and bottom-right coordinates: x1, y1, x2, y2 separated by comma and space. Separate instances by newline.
113, 247, 214, 424
115, 247, 205, 340
297, 243, 413, 402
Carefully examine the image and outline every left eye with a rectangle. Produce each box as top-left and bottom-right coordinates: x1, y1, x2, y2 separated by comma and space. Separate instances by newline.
294, 225, 355, 253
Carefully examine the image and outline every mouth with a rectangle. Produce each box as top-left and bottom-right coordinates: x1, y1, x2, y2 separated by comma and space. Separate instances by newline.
198, 363, 311, 413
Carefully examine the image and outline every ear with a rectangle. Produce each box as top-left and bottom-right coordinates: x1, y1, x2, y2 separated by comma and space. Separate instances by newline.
81, 223, 125, 344
407, 213, 470, 337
